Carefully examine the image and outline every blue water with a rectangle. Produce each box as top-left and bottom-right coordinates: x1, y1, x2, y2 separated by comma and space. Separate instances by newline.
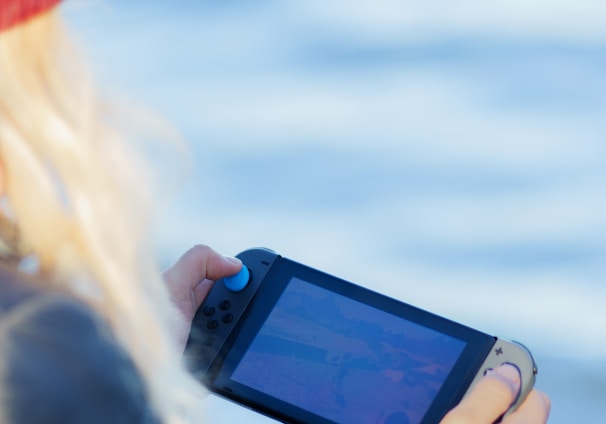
66, 1, 606, 422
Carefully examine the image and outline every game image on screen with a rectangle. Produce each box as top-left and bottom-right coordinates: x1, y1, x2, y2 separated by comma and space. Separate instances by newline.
230, 278, 467, 424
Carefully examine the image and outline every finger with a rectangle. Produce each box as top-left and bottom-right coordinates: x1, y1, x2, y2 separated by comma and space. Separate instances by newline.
502, 389, 550, 424
441, 364, 520, 424
198, 246, 242, 282
192, 279, 214, 311
164, 244, 242, 291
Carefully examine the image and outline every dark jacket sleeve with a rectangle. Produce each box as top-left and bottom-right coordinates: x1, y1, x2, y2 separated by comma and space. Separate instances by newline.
1, 297, 159, 424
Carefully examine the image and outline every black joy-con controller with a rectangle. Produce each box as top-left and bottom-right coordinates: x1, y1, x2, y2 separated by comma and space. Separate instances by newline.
184, 248, 280, 379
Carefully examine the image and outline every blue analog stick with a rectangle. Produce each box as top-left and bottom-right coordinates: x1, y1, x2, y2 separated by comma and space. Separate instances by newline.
223, 266, 250, 292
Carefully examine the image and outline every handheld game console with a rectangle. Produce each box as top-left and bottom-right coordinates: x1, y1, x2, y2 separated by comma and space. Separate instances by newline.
184, 248, 537, 424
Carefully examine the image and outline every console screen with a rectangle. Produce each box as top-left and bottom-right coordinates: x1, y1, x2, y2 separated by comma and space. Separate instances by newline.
230, 277, 467, 424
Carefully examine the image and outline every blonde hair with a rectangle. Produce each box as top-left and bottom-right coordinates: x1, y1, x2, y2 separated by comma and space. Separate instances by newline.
0, 9, 203, 422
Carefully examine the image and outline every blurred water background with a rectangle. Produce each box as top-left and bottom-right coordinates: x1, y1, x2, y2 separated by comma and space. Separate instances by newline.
66, 0, 605, 422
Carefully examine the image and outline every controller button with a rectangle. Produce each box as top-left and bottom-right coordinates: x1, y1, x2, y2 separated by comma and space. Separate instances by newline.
223, 266, 250, 292
219, 299, 231, 310
222, 313, 234, 324
206, 319, 219, 330
203, 306, 216, 316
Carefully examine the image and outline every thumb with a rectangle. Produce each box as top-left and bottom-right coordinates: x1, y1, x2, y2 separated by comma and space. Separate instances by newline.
441, 364, 521, 424
164, 244, 242, 293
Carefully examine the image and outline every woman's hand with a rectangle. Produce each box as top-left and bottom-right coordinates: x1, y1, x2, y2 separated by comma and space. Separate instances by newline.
440, 364, 550, 424
162, 245, 242, 350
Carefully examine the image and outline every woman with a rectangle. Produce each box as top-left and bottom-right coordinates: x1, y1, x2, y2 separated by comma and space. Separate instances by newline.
0, 1, 549, 422
1, 1, 241, 422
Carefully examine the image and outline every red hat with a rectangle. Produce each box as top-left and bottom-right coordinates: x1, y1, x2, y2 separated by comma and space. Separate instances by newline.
0, 0, 62, 32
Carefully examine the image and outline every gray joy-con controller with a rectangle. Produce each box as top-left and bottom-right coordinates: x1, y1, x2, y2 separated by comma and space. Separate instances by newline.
464, 339, 538, 419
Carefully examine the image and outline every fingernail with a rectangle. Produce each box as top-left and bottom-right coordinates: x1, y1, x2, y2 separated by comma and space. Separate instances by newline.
493, 363, 521, 391
224, 256, 242, 265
